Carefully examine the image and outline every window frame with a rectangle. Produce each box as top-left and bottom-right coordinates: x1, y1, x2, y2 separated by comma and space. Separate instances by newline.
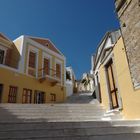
8, 86, 18, 103
27, 45, 39, 78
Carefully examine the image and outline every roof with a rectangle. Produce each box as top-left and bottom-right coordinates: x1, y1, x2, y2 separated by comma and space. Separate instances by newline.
0, 33, 12, 42
29, 37, 62, 56
93, 29, 121, 70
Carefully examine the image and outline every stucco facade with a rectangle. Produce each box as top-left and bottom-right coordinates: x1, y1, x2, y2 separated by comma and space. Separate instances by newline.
0, 33, 66, 103
93, 30, 140, 119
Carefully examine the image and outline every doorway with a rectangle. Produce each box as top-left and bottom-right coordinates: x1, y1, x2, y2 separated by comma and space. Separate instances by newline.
106, 59, 119, 109
96, 74, 102, 103
34, 91, 45, 104
0, 84, 3, 103
22, 89, 32, 103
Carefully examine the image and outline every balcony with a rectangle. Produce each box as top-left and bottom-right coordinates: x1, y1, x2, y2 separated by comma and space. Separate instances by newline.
38, 67, 61, 86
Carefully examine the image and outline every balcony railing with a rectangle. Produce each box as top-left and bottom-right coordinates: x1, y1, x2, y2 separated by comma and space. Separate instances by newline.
38, 67, 62, 86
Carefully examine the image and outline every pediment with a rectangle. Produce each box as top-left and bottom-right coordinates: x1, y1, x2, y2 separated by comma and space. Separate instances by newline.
100, 46, 113, 63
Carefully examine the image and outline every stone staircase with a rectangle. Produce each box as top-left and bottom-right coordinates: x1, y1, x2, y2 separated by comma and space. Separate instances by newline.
0, 92, 140, 139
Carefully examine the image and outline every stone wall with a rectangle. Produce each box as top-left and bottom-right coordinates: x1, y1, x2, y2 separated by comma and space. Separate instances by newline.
115, 0, 140, 88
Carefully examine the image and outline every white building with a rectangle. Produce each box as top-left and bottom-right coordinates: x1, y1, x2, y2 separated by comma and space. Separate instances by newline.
65, 67, 76, 97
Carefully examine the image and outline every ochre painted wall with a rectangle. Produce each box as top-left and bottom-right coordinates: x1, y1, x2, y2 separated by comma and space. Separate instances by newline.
113, 37, 140, 119
0, 67, 66, 103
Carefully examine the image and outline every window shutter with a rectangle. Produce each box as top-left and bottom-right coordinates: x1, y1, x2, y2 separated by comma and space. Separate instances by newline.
29, 51, 36, 68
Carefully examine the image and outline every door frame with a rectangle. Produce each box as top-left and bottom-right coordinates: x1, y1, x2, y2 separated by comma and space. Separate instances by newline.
95, 73, 102, 103
105, 59, 119, 109
103, 53, 123, 111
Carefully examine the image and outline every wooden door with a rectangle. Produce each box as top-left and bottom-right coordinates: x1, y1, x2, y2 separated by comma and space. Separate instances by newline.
22, 89, 32, 103
8, 86, 17, 103
106, 60, 119, 109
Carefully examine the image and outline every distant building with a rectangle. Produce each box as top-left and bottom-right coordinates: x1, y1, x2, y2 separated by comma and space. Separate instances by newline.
77, 73, 94, 93
65, 66, 76, 97
0, 33, 66, 103
115, 0, 140, 89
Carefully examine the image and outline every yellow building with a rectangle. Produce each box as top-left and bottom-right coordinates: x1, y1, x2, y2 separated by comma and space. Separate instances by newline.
0, 33, 66, 104
92, 30, 140, 119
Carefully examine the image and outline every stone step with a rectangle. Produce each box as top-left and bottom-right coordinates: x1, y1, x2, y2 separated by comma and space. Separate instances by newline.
0, 125, 140, 139
1, 121, 140, 131
0, 108, 104, 112
1, 133, 140, 140
0, 113, 105, 118
0, 133, 140, 140
0, 106, 104, 109
0, 115, 105, 119
6, 110, 105, 114
11, 115, 105, 119
4, 109, 105, 113
0, 103, 102, 107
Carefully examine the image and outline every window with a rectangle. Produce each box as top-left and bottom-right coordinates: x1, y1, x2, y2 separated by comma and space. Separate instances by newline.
56, 63, 61, 79
29, 51, 36, 68
0, 49, 5, 64
28, 51, 36, 76
43, 58, 50, 76
22, 89, 32, 103
50, 93, 56, 102
8, 86, 18, 103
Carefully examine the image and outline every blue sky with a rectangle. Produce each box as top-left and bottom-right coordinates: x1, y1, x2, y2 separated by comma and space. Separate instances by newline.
0, 0, 119, 79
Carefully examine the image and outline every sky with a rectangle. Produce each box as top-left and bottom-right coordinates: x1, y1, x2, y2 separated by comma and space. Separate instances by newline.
0, 0, 119, 79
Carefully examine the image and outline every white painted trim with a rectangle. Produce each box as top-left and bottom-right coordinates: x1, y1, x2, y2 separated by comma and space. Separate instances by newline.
13, 35, 24, 55
0, 64, 19, 72
0, 64, 39, 79
25, 36, 65, 60
64, 58, 66, 86
14, 36, 26, 73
